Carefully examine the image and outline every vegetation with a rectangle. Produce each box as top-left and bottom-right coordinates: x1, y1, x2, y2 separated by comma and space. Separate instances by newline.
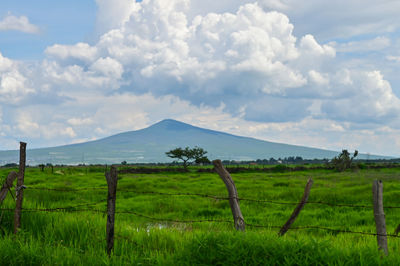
330, 149, 358, 172
0, 165, 400, 264
165, 146, 210, 170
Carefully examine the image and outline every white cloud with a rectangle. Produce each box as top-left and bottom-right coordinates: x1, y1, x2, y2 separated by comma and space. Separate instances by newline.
16, 113, 40, 137
89, 2, 317, 103
62, 127, 76, 138
332, 36, 391, 53
41, 59, 123, 90
387, 56, 400, 63
299, 35, 335, 57
0, 53, 13, 71
321, 70, 400, 122
261, 0, 288, 10
30, 1, 400, 127
0, 52, 34, 104
67, 117, 94, 126
308, 70, 329, 86
257, 0, 400, 40
89, 57, 123, 79
0, 13, 40, 34
95, 0, 140, 35
45, 43, 98, 63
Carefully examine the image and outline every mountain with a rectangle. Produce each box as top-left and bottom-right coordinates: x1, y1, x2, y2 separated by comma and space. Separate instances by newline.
0, 119, 388, 165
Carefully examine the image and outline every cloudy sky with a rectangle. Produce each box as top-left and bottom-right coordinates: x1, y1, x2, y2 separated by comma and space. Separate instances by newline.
1, 0, 400, 157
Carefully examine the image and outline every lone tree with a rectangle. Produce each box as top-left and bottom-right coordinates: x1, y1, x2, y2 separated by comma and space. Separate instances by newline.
331, 149, 358, 172
165, 146, 209, 170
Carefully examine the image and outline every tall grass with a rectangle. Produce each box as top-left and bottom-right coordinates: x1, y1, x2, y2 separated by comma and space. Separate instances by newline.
0, 166, 399, 264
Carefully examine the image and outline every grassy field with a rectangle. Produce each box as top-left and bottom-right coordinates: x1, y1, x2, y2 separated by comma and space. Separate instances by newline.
0, 165, 400, 265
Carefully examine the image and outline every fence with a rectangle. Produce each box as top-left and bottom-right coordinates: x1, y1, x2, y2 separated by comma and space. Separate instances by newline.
0, 143, 399, 256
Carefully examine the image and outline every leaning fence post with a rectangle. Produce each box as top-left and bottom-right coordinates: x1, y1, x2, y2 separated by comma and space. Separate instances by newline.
213, 159, 245, 231
0, 171, 18, 203
373, 180, 388, 255
14, 142, 26, 234
279, 178, 313, 236
105, 165, 118, 256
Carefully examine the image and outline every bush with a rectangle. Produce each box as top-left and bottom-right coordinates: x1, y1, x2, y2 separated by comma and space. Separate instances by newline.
330, 150, 358, 172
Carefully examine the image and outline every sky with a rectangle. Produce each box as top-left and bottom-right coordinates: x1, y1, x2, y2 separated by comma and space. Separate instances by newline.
0, 0, 400, 157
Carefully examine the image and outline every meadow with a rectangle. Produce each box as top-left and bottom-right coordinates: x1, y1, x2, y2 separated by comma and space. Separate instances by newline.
0, 164, 400, 265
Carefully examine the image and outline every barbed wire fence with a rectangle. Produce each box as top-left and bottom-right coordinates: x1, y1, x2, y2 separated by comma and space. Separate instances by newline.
1, 188, 400, 237
20, 186, 400, 209
0, 149, 399, 256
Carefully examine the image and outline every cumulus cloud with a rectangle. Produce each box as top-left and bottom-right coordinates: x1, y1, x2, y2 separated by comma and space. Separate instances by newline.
30, 0, 400, 126
299, 35, 335, 57
308, 70, 329, 86
41, 58, 123, 91
54, 2, 324, 118
0, 52, 34, 104
45, 43, 99, 63
0, 13, 40, 34
95, 0, 139, 35
332, 36, 391, 53
257, 0, 400, 40
321, 70, 400, 123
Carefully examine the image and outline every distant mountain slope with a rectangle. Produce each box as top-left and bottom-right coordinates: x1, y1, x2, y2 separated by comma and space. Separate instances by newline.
0, 119, 388, 165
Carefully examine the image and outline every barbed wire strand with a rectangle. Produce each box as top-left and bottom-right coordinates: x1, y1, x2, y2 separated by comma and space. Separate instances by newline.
0, 199, 105, 213
23, 187, 400, 209
28, 187, 107, 192
2, 204, 400, 239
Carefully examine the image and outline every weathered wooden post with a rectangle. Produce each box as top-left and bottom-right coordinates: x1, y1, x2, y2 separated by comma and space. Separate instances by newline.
372, 180, 388, 255
213, 159, 245, 231
0, 171, 17, 203
279, 178, 313, 236
105, 165, 118, 256
14, 142, 26, 234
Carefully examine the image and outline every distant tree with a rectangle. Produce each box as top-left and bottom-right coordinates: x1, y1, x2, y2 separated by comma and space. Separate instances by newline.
295, 156, 303, 162
195, 156, 210, 165
331, 149, 358, 171
165, 146, 209, 170
269, 158, 277, 164
121, 161, 127, 165
46, 163, 54, 173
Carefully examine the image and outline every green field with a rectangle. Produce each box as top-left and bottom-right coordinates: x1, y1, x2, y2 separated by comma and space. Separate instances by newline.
1, 165, 400, 265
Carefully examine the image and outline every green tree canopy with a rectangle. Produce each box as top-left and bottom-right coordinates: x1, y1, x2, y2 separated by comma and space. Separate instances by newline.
331, 149, 358, 172
165, 146, 210, 170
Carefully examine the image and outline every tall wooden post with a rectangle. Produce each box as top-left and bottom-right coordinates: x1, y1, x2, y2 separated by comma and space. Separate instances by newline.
213, 159, 245, 231
106, 166, 118, 256
373, 180, 388, 255
14, 142, 26, 234
279, 178, 313, 236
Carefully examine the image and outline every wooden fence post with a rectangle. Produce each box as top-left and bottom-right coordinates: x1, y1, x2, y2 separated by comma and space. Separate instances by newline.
213, 159, 245, 231
105, 166, 118, 256
279, 178, 313, 236
373, 180, 388, 255
14, 142, 26, 234
0, 171, 18, 203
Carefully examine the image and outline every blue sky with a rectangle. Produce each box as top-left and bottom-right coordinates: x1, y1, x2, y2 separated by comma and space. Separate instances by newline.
1, 0, 400, 157
0, 0, 96, 59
